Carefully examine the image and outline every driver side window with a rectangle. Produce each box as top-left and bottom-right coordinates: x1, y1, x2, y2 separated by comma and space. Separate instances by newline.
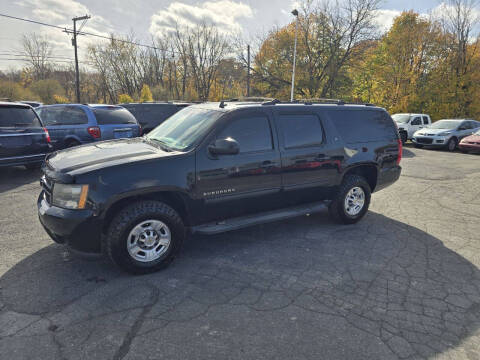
217, 115, 273, 154
411, 117, 421, 125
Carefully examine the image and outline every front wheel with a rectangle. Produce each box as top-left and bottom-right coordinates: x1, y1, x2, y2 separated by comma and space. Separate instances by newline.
414, 143, 423, 148
446, 137, 457, 152
104, 200, 185, 274
329, 175, 371, 224
400, 132, 407, 145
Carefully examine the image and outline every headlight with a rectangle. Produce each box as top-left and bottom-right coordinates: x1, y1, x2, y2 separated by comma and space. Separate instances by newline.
437, 132, 451, 136
52, 184, 89, 209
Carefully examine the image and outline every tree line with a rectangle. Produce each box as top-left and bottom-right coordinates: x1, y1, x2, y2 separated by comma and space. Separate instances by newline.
1, 0, 479, 120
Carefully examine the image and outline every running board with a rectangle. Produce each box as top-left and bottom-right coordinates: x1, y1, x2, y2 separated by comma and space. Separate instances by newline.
191, 201, 329, 235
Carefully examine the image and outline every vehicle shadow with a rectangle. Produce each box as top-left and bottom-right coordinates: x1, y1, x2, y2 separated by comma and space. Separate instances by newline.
402, 147, 415, 158
1, 212, 479, 359
0, 166, 41, 193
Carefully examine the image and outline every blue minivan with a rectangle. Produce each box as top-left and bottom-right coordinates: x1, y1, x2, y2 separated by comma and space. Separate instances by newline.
36, 104, 141, 150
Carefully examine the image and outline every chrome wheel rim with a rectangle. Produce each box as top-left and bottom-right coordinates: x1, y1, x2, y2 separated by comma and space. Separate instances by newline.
344, 187, 365, 216
127, 220, 171, 262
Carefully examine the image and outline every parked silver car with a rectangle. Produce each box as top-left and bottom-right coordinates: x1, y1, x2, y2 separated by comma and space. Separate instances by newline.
412, 119, 480, 151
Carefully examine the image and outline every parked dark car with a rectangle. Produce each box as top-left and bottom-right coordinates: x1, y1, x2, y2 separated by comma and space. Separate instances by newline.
38, 100, 402, 274
120, 102, 193, 133
0, 102, 51, 169
36, 104, 141, 150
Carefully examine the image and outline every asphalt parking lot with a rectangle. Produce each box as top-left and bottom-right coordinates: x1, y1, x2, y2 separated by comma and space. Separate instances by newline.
0, 146, 479, 360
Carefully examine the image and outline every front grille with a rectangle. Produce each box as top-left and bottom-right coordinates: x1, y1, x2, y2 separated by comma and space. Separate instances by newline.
40, 175, 53, 204
416, 138, 433, 144
426, 134, 435, 136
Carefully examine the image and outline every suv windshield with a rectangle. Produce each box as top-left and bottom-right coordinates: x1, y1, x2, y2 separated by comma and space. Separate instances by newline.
147, 107, 223, 151
392, 114, 411, 123
429, 120, 461, 130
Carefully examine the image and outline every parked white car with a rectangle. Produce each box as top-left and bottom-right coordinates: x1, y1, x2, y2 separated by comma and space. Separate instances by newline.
412, 119, 480, 151
392, 113, 431, 144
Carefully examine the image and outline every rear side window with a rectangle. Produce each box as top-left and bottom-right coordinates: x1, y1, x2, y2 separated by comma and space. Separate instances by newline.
328, 110, 397, 143
0, 106, 41, 127
94, 108, 137, 125
279, 114, 324, 149
423, 116, 429, 125
38, 106, 88, 125
218, 115, 272, 153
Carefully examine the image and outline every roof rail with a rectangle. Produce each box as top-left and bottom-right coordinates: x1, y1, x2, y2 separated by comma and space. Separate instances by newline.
227, 97, 274, 102
261, 99, 281, 106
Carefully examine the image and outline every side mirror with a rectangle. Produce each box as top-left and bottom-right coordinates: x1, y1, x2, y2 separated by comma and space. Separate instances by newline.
208, 138, 239, 155
458, 126, 467, 131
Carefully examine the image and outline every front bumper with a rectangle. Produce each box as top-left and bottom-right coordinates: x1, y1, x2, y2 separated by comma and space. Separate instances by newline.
458, 142, 480, 152
37, 193, 103, 253
411, 135, 449, 147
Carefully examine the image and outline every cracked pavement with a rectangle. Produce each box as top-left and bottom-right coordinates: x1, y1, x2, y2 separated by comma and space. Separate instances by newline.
1, 146, 480, 359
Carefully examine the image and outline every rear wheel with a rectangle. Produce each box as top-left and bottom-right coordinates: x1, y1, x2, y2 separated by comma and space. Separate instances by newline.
65, 140, 80, 148
329, 175, 371, 224
104, 200, 185, 274
446, 137, 457, 152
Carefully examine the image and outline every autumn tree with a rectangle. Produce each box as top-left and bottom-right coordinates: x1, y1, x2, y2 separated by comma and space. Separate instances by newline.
253, 0, 380, 99
139, 84, 153, 102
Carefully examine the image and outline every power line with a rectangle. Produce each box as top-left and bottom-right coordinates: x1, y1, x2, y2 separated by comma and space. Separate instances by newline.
0, 57, 93, 65
0, 12, 177, 55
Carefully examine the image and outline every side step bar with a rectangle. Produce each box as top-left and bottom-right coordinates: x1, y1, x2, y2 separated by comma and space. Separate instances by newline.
191, 201, 330, 235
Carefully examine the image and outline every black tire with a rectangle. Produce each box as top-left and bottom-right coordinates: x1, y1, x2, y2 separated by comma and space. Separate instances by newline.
446, 137, 457, 152
414, 143, 423, 148
104, 200, 185, 275
65, 140, 80, 148
400, 132, 407, 145
25, 163, 42, 170
329, 174, 371, 225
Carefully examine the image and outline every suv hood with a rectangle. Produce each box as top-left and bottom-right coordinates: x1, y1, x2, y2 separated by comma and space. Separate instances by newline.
46, 138, 176, 177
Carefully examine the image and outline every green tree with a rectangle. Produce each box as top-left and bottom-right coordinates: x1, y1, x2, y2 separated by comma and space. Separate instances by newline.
139, 84, 153, 102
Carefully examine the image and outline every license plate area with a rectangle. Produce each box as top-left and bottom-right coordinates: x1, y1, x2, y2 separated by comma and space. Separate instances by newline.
114, 129, 133, 139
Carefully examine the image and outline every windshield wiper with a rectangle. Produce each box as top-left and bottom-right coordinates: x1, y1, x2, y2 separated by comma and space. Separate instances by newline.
146, 137, 173, 152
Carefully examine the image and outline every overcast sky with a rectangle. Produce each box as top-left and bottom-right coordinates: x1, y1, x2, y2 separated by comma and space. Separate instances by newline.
0, 0, 445, 72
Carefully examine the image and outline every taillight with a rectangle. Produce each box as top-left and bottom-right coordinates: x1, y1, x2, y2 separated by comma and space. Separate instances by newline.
43, 127, 51, 143
138, 124, 143, 136
397, 139, 402, 165
87, 126, 101, 139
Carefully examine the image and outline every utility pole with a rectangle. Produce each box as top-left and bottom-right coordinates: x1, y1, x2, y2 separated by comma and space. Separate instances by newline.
246, 45, 250, 97
72, 15, 90, 103
290, 9, 299, 102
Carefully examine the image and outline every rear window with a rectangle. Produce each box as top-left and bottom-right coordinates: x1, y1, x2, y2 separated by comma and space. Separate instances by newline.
94, 108, 137, 125
37, 106, 88, 125
123, 104, 177, 126
0, 106, 41, 127
328, 110, 397, 143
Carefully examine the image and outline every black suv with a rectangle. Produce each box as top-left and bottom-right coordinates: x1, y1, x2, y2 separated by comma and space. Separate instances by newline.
38, 100, 402, 274
120, 102, 193, 133
0, 102, 51, 169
